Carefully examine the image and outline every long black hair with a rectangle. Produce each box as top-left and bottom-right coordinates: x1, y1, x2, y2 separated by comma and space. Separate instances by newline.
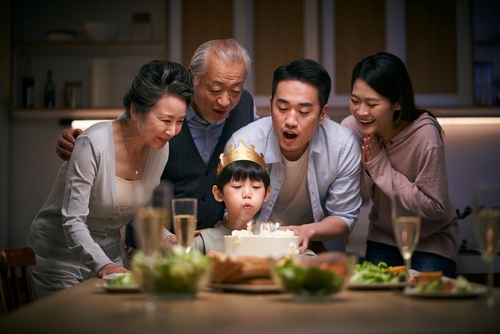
351, 52, 443, 138
123, 60, 194, 117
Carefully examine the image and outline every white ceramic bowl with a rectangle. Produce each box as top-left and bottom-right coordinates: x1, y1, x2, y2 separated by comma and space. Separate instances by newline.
84, 22, 121, 42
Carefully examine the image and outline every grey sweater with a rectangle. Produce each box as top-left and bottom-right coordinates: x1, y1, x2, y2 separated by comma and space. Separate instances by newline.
342, 114, 459, 261
27, 121, 169, 273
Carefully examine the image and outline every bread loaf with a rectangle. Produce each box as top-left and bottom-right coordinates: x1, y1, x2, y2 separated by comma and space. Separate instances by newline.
388, 266, 406, 275
208, 251, 272, 284
417, 271, 442, 282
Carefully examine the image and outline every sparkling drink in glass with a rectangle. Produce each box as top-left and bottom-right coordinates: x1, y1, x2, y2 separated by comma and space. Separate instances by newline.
132, 181, 173, 311
172, 198, 197, 252
391, 191, 421, 283
472, 183, 500, 307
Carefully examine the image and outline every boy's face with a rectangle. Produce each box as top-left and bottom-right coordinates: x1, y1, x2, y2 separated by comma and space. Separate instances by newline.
212, 178, 271, 225
270, 80, 327, 161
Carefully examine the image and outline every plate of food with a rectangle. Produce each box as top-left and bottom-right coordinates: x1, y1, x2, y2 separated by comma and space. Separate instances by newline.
102, 273, 128, 280
404, 275, 486, 298
97, 273, 141, 293
207, 252, 281, 293
348, 261, 408, 290
209, 282, 281, 293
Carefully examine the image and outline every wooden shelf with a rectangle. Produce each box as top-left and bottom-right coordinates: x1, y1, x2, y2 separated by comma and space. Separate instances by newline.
12, 41, 167, 56
12, 106, 500, 121
11, 108, 123, 119
429, 106, 500, 117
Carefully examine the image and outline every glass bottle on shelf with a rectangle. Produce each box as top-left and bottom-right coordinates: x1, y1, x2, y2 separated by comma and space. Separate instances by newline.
44, 69, 55, 108
21, 57, 34, 108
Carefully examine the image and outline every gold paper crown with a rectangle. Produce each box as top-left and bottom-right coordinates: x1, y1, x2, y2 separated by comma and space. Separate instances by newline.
216, 140, 268, 175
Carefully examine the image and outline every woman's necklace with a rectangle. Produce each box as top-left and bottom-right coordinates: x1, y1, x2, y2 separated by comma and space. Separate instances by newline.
120, 119, 143, 175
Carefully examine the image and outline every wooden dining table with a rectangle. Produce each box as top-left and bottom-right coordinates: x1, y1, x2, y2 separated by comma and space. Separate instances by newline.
0, 277, 499, 334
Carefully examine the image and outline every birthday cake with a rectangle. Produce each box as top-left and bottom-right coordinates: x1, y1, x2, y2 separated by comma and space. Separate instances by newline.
223, 223, 299, 258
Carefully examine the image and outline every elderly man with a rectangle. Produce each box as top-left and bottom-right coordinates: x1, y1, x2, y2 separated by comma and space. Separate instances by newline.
56, 39, 257, 238
224, 59, 362, 252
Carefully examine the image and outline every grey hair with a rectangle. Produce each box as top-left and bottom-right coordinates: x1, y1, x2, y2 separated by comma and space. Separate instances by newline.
123, 60, 194, 117
189, 39, 251, 84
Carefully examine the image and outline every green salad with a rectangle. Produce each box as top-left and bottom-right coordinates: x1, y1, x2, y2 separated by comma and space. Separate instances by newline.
349, 261, 404, 284
411, 275, 475, 294
273, 257, 347, 297
105, 273, 137, 286
131, 246, 212, 295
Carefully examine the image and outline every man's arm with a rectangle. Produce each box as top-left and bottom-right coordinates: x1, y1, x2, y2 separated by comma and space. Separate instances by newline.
56, 128, 83, 160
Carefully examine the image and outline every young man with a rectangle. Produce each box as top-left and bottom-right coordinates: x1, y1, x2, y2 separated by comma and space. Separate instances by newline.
224, 59, 362, 252
55, 39, 257, 237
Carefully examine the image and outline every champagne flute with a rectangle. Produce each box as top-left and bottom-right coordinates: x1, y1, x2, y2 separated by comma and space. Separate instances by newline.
172, 198, 197, 252
132, 181, 173, 311
472, 183, 500, 308
391, 191, 421, 284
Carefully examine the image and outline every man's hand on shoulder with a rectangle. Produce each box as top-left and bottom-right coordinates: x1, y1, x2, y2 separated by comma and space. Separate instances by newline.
56, 128, 83, 161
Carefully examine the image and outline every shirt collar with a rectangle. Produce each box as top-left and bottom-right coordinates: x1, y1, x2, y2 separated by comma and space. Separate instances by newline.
186, 106, 226, 128
186, 107, 205, 124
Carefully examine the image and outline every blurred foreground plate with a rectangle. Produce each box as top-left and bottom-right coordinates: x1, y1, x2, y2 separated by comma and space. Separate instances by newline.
102, 273, 128, 280
209, 283, 281, 293
98, 273, 140, 293
404, 277, 487, 298
348, 282, 407, 290
97, 283, 141, 293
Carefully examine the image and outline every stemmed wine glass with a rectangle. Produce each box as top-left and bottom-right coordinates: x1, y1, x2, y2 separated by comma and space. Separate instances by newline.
472, 183, 500, 308
391, 191, 421, 284
172, 198, 198, 252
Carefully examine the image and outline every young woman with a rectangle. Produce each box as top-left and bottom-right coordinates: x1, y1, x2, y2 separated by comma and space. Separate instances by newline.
27, 60, 194, 298
341, 52, 459, 277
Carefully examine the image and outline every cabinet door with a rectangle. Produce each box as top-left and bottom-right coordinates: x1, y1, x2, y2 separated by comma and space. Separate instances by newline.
333, 0, 386, 95
406, 0, 458, 94
181, 0, 234, 68
322, 0, 473, 107
253, 0, 306, 96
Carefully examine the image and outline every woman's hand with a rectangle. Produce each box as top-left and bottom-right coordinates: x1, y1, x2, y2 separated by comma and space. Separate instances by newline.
362, 134, 382, 164
97, 263, 130, 278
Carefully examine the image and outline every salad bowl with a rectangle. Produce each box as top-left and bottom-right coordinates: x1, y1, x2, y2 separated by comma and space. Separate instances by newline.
131, 245, 212, 299
272, 252, 357, 301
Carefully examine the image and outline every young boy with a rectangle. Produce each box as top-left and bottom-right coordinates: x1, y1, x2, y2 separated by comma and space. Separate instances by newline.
192, 140, 271, 254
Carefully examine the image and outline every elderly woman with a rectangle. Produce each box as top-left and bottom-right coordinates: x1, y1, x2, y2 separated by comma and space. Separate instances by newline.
27, 60, 194, 298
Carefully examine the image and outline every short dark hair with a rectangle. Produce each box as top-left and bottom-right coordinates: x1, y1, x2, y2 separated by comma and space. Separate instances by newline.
351, 52, 443, 137
271, 58, 331, 110
215, 160, 270, 193
123, 60, 194, 117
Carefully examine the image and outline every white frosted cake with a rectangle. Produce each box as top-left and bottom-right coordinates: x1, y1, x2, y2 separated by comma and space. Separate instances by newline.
223, 223, 299, 257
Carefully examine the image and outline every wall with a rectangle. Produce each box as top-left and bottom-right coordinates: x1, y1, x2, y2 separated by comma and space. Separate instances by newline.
0, 0, 11, 247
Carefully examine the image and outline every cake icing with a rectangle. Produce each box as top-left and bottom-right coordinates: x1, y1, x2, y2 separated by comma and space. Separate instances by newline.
223, 222, 299, 257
